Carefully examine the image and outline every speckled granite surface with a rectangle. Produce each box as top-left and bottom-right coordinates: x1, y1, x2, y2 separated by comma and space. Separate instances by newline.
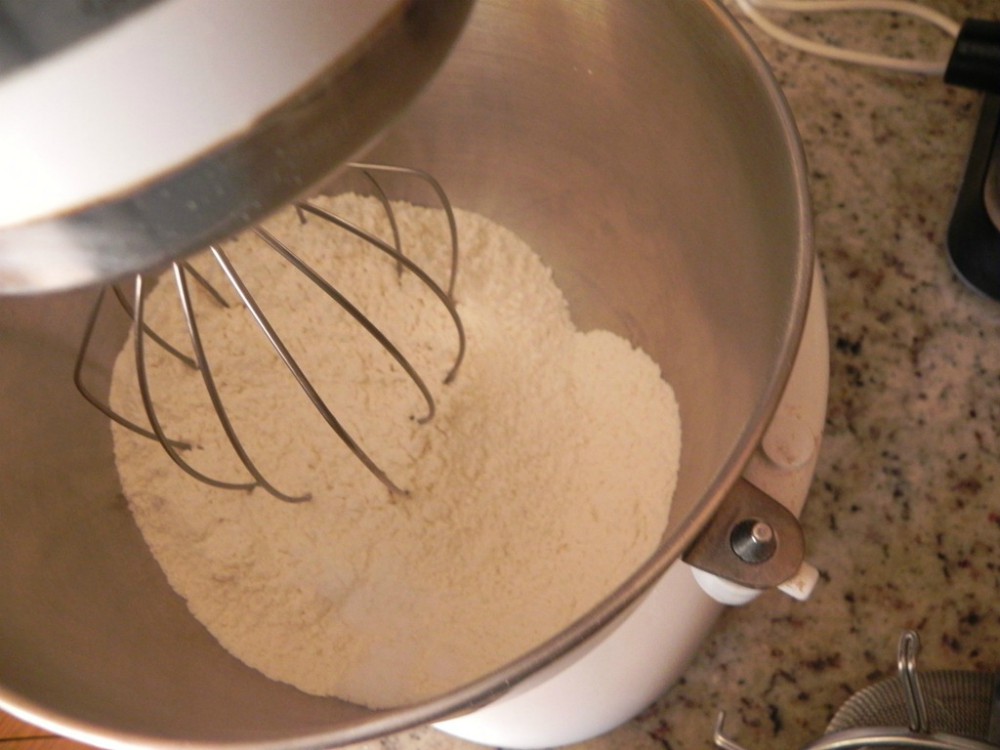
348, 3, 1000, 750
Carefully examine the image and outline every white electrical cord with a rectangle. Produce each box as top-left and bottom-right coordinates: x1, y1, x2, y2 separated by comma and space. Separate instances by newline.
732, 0, 961, 76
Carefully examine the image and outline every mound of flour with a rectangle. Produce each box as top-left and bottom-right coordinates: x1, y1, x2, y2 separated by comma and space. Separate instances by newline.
110, 194, 681, 708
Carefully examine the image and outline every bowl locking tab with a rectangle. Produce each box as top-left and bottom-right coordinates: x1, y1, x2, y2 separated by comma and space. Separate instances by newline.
682, 477, 806, 591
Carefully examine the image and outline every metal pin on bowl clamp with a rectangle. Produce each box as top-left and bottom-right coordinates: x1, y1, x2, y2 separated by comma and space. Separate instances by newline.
683, 478, 820, 605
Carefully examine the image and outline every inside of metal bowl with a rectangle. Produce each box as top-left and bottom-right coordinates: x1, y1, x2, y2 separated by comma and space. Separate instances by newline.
0, 1, 809, 746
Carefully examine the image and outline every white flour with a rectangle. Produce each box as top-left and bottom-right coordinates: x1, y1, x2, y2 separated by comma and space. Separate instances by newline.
110, 195, 681, 708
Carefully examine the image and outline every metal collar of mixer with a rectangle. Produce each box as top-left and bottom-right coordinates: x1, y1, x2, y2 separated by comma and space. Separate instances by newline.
0, 0, 473, 295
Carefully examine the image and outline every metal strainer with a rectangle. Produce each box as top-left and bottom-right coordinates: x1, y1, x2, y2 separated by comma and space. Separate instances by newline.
715, 631, 1000, 750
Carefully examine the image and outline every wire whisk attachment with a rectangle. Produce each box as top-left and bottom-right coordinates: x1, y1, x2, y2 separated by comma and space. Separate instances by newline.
76, 163, 465, 502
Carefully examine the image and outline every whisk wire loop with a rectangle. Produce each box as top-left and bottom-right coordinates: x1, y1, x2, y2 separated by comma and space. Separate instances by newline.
74, 287, 191, 448
357, 167, 405, 277
111, 260, 232, 370
171, 260, 310, 502
76, 162, 463, 502
351, 162, 460, 298
253, 224, 438, 424
112, 280, 197, 369
209, 244, 407, 497
133, 271, 260, 496
295, 199, 466, 384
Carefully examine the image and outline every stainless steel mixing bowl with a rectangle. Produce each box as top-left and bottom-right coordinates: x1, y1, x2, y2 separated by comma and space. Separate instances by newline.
0, 1, 812, 747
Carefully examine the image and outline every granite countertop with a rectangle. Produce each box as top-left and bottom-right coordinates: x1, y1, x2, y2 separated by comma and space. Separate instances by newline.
3, 2, 998, 750
363, 2, 1000, 749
